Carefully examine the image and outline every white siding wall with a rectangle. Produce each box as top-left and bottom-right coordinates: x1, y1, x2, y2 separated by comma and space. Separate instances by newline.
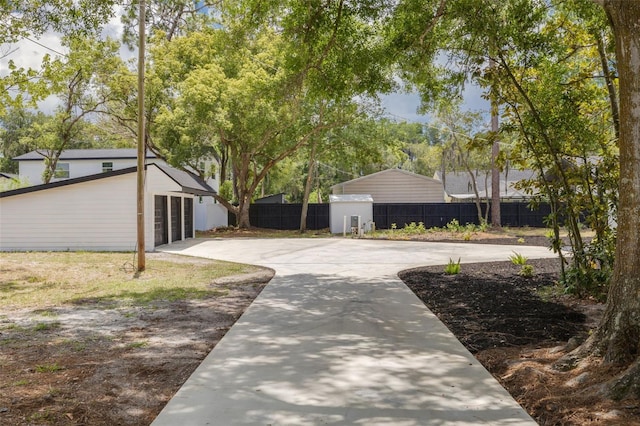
1, 174, 139, 251
329, 202, 374, 234
194, 196, 228, 230
18, 162, 45, 185
18, 159, 168, 185
66, 159, 139, 179
0, 165, 191, 251
335, 170, 445, 203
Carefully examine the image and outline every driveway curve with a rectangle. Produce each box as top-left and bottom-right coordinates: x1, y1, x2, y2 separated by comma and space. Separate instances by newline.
153, 238, 555, 426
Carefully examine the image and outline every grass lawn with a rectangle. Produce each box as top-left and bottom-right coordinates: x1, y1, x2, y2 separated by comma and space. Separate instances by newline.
0, 251, 261, 310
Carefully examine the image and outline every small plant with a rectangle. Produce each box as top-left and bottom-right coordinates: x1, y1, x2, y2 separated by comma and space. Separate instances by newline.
445, 219, 462, 232
519, 264, 535, 277
126, 341, 149, 349
402, 222, 427, 235
444, 258, 461, 275
462, 231, 472, 241
509, 252, 528, 265
517, 237, 525, 244
36, 363, 63, 373
33, 322, 61, 332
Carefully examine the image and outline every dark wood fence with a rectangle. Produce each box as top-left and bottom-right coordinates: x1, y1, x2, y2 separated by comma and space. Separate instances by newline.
229, 202, 552, 230
373, 202, 552, 229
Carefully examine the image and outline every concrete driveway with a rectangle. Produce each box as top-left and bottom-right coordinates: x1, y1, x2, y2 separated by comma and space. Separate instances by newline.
152, 238, 555, 425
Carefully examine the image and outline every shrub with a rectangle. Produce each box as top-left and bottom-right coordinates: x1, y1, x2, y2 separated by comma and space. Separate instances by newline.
445, 219, 462, 232
444, 258, 461, 275
519, 264, 534, 277
509, 252, 529, 265
402, 222, 427, 234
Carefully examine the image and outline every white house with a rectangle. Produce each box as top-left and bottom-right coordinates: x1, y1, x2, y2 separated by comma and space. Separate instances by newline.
433, 169, 537, 202
12, 149, 227, 230
331, 168, 445, 203
14, 149, 160, 184
0, 164, 213, 251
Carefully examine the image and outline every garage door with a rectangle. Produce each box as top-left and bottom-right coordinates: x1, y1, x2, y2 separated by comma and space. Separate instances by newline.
184, 198, 193, 238
171, 196, 182, 242
154, 195, 168, 246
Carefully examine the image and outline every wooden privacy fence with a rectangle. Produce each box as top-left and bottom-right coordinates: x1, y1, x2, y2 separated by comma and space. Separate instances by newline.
228, 202, 552, 230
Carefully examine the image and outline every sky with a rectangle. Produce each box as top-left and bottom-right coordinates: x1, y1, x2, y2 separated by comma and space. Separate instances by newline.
1, 11, 491, 125
380, 85, 489, 124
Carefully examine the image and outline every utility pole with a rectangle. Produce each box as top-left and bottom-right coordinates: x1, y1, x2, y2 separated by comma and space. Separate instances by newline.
490, 57, 501, 228
136, 0, 146, 271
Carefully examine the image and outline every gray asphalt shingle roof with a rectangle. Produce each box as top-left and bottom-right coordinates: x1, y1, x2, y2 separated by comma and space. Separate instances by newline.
0, 164, 215, 198
13, 149, 157, 161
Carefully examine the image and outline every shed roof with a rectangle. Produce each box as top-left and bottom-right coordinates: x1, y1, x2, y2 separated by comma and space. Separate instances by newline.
330, 168, 441, 189
329, 194, 374, 203
0, 164, 215, 198
13, 149, 158, 161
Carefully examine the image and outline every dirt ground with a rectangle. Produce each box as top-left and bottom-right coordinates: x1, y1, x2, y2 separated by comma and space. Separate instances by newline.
2, 230, 638, 425
0, 254, 272, 426
401, 257, 640, 425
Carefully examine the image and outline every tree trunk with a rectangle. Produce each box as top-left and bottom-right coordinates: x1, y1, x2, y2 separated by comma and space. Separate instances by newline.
596, 31, 620, 140
578, 0, 640, 397
236, 195, 251, 229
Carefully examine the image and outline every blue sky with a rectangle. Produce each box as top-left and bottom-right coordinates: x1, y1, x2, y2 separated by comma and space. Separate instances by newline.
380, 84, 490, 124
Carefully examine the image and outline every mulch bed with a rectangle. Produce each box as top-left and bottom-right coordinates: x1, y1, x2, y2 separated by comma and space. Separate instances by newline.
399, 258, 589, 354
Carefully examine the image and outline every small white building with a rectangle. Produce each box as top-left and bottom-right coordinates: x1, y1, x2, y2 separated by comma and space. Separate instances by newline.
12, 149, 227, 230
331, 169, 445, 203
0, 164, 214, 251
329, 194, 374, 234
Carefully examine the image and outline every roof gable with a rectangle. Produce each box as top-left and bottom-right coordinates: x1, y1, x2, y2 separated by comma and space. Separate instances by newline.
330, 168, 441, 189
0, 164, 215, 198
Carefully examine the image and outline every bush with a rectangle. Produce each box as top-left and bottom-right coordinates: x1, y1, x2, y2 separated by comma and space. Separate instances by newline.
509, 252, 529, 265
519, 264, 534, 277
444, 258, 461, 275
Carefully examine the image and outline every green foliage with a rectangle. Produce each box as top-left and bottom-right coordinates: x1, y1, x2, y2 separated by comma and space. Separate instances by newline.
441, 219, 485, 234
444, 258, 461, 275
35, 363, 62, 373
519, 264, 535, 278
509, 251, 535, 277
559, 265, 608, 301
401, 222, 427, 234
445, 219, 462, 232
218, 181, 235, 203
33, 322, 61, 332
0, 176, 31, 191
509, 252, 529, 266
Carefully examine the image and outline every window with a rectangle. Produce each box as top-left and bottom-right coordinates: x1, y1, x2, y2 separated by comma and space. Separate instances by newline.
102, 162, 113, 172
54, 163, 69, 179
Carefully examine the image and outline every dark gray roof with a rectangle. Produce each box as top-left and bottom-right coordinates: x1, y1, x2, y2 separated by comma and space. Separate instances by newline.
0, 164, 215, 198
434, 169, 536, 196
154, 164, 216, 196
13, 149, 157, 161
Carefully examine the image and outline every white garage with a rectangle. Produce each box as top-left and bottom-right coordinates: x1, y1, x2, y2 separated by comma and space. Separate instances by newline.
0, 164, 216, 251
